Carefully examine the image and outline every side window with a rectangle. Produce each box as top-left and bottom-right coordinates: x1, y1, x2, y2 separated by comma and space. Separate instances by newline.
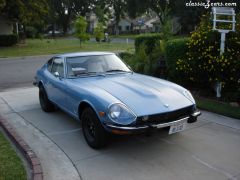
47, 58, 53, 72
51, 58, 64, 77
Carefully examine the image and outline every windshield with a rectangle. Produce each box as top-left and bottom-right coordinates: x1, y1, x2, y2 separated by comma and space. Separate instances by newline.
66, 54, 131, 77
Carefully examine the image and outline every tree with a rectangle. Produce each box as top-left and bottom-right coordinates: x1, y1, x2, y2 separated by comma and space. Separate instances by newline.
0, 0, 5, 12
93, 4, 112, 26
74, 16, 89, 46
170, 0, 207, 33
103, 0, 127, 34
125, 0, 172, 25
53, 0, 93, 34
170, 0, 239, 33
126, 0, 148, 18
146, 0, 171, 25
0, 0, 49, 25
176, 13, 240, 90
47, 0, 58, 37
94, 22, 104, 42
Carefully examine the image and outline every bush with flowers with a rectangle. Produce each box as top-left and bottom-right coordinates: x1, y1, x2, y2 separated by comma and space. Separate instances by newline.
176, 13, 240, 99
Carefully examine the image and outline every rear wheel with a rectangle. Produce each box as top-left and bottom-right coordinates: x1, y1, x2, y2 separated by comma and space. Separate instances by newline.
81, 107, 109, 149
39, 85, 55, 112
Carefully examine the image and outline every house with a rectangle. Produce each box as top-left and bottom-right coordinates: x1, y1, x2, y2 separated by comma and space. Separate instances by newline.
118, 18, 133, 33
0, 16, 14, 35
108, 16, 158, 34
133, 17, 159, 33
86, 12, 98, 33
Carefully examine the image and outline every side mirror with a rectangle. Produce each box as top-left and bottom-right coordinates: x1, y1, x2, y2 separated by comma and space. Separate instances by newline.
54, 72, 60, 78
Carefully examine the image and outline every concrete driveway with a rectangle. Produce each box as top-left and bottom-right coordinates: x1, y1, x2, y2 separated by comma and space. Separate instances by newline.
0, 87, 240, 180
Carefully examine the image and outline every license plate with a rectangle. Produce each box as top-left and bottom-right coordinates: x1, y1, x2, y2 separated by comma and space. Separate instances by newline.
169, 121, 186, 134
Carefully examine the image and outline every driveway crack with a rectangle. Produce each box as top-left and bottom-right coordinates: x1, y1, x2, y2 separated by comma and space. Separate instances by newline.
192, 155, 237, 180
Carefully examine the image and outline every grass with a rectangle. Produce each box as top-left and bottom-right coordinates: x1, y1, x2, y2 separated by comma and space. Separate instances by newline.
109, 34, 189, 40
0, 132, 27, 180
0, 38, 134, 58
196, 97, 240, 119
109, 34, 139, 39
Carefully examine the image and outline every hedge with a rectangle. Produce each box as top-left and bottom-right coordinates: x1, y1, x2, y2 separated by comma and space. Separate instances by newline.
165, 38, 189, 81
25, 26, 38, 38
118, 52, 134, 64
0, 34, 18, 46
135, 33, 162, 54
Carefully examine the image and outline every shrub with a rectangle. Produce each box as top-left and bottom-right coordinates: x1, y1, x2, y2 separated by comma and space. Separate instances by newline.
135, 33, 162, 54
25, 26, 38, 38
118, 52, 134, 64
35, 33, 43, 40
94, 22, 104, 42
120, 44, 161, 76
176, 13, 240, 93
74, 16, 89, 46
165, 38, 189, 81
0, 34, 18, 46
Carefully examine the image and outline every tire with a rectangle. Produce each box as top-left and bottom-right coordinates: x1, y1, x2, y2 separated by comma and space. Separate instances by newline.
81, 107, 109, 149
39, 85, 55, 112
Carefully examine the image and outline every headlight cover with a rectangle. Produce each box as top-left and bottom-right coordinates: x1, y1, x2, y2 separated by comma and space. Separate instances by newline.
183, 90, 195, 104
108, 103, 137, 125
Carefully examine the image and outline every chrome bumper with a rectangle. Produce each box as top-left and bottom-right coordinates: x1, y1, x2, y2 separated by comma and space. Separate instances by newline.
151, 116, 189, 129
105, 110, 201, 133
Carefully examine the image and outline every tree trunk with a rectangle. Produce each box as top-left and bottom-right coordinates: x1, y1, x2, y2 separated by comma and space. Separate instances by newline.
52, 23, 55, 38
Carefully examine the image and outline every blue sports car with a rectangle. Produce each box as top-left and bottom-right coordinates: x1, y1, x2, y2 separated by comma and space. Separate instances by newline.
34, 52, 200, 148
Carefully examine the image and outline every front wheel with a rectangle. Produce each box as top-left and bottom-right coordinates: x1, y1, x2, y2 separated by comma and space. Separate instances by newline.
81, 107, 109, 149
39, 86, 55, 112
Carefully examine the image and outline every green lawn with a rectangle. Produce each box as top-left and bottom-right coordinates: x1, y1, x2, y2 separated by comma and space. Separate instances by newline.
196, 97, 240, 119
0, 132, 27, 180
0, 39, 134, 58
109, 34, 139, 39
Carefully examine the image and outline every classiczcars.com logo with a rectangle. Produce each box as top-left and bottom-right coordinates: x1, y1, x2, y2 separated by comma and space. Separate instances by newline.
185, 0, 237, 9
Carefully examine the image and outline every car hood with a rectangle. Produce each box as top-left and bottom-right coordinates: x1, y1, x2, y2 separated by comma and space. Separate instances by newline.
71, 73, 194, 116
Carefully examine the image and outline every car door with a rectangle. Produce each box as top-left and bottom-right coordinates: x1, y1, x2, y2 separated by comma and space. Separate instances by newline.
47, 57, 67, 109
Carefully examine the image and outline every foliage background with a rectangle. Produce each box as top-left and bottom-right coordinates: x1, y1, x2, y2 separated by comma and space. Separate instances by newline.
174, 13, 240, 100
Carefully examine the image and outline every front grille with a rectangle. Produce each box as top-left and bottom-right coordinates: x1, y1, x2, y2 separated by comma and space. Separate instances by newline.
136, 105, 194, 126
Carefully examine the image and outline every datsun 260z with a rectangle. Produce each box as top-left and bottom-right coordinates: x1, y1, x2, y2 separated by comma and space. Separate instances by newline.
34, 52, 201, 148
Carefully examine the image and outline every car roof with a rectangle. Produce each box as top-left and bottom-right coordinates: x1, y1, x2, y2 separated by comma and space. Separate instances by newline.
56, 51, 115, 58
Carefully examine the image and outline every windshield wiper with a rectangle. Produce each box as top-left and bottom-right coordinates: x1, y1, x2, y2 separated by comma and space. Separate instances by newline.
75, 72, 105, 77
106, 69, 130, 73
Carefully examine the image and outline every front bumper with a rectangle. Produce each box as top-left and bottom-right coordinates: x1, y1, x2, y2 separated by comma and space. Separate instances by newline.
105, 110, 201, 134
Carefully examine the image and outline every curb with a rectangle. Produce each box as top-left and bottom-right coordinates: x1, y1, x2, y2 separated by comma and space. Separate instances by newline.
0, 116, 43, 180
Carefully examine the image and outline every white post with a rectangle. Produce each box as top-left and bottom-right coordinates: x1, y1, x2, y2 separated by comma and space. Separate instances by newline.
220, 31, 226, 55
213, 14, 216, 30
215, 82, 222, 98
212, 7, 236, 98
216, 31, 227, 98
232, 14, 236, 31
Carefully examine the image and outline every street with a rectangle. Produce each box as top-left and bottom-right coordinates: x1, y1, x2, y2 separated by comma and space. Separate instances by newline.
0, 55, 52, 91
